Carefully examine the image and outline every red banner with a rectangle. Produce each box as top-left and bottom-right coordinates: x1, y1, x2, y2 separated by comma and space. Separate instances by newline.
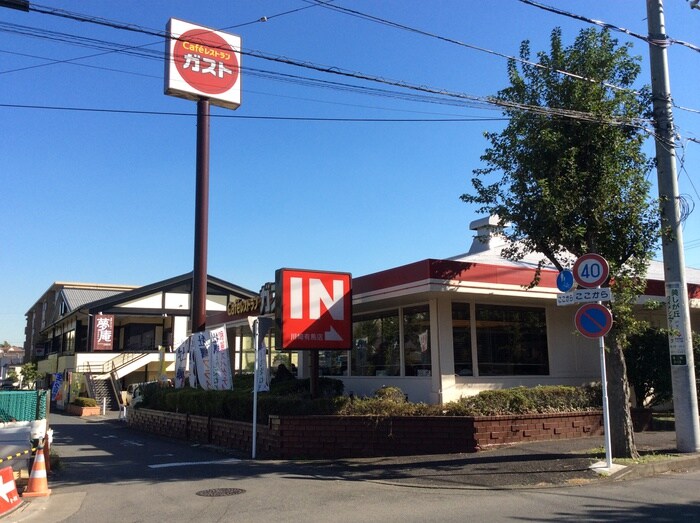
92, 314, 115, 351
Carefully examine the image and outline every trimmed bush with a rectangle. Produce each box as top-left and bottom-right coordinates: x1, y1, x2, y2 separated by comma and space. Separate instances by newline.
72, 397, 97, 408
373, 385, 408, 403
137, 381, 602, 422
444, 385, 602, 416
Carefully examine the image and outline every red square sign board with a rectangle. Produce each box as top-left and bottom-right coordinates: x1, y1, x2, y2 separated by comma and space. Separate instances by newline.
276, 269, 352, 350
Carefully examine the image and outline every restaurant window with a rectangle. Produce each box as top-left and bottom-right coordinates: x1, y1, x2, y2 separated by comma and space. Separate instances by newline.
351, 310, 400, 376
452, 302, 473, 376
403, 305, 431, 376
476, 304, 549, 376
319, 350, 349, 376
232, 325, 296, 377
124, 324, 155, 351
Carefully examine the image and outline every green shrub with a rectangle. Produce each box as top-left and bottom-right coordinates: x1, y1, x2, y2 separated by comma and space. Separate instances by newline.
444, 385, 602, 416
72, 397, 97, 408
372, 386, 407, 403
136, 381, 601, 421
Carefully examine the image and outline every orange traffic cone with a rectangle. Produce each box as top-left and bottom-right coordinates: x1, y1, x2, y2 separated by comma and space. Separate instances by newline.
22, 440, 51, 498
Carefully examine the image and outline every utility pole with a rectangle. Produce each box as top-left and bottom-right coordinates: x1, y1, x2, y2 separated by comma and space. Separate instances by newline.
646, 0, 700, 453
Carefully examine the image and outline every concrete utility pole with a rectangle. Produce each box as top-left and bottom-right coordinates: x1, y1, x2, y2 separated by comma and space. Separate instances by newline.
646, 0, 700, 452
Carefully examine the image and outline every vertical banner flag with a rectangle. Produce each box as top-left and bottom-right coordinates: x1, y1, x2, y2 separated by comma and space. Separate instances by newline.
93, 314, 115, 351
191, 331, 211, 389
51, 373, 63, 401
248, 317, 275, 392
188, 336, 198, 388
209, 326, 232, 390
174, 337, 190, 388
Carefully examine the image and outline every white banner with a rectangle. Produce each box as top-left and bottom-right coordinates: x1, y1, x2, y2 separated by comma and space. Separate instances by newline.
174, 337, 190, 388
248, 317, 275, 393
209, 326, 232, 390
557, 287, 613, 306
191, 332, 211, 389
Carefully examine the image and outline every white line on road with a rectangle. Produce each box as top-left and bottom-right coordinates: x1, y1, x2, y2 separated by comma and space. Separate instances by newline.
148, 458, 241, 469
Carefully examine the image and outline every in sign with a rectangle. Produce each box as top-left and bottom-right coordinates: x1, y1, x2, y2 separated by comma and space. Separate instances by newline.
575, 303, 613, 339
573, 253, 609, 288
276, 269, 352, 350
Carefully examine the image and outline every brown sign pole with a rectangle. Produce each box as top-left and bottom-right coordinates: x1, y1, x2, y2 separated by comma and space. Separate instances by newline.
192, 98, 210, 333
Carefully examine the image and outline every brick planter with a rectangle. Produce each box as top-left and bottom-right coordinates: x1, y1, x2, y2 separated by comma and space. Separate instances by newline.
66, 404, 102, 417
127, 408, 605, 459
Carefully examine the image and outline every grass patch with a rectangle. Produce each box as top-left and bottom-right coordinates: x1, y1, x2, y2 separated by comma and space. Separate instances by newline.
587, 445, 680, 465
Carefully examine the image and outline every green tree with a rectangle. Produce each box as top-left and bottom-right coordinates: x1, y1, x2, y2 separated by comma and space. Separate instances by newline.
20, 362, 40, 389
462, 28, 658, 458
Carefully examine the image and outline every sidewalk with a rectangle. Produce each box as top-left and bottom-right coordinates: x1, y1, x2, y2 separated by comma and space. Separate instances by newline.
292, 430, 700, 489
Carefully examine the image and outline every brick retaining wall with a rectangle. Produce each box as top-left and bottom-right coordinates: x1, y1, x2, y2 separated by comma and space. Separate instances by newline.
471, 412, 604, 448
127, 408, 604, 459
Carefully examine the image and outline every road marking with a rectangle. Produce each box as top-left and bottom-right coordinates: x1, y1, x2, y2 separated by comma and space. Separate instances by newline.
148, 458, 241, 469
121, 440, 144, 447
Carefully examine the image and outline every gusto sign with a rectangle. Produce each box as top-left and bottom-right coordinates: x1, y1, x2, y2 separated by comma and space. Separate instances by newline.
165, 18, 241, 110
276, 269, 352, 350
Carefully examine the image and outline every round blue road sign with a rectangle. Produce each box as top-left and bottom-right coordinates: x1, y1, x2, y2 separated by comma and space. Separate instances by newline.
557, 269, 574, 292
575, 303, 613, 339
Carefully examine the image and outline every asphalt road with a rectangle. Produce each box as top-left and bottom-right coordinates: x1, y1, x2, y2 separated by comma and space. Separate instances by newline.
5, 412, 700, 522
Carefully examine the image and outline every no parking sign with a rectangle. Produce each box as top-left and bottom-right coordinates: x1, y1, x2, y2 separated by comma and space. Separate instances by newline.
575, 303, 613, 338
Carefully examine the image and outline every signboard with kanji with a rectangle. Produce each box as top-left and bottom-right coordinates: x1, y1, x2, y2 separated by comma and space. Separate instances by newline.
92, 314, 115, 351
275, 269, 352, 350
165, 18, 241, 110
556, 287, 613, 306
666, 282, 690, 365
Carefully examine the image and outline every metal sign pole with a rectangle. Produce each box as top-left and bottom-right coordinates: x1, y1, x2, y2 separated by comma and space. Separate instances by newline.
192, 98, 210, 334
598, 334, 613, 469
251, 318, 259, 460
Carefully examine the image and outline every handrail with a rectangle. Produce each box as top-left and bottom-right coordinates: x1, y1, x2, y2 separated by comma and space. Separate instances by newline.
74, 351, 152, 375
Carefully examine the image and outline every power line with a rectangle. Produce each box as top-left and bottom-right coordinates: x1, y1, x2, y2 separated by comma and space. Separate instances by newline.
3, 7, 655, 132
518, 0, 700, 53
0, 102, 509, 122
308, 0, 640, 95
306, 1, 700, 121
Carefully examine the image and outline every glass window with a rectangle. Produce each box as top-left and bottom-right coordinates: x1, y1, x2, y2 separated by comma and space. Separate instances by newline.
124, 324, 155, 351
351, 310, 400, 376
476, 304, 549, 376
403, 305, 431, 376
236, 325, 255, 374
452, 303, 473, 376
319, 350, 349, 376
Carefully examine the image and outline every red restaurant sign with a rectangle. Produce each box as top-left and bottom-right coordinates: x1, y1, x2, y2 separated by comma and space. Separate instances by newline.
93, 314, 115, 351
165, 18, 241, 110
276, 269, 352, 351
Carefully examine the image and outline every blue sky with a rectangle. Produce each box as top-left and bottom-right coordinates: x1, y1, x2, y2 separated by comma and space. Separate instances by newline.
2, 1, 699, 346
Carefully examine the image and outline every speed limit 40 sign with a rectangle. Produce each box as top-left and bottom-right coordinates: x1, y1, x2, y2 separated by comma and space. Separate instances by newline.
573, 253, 609, 288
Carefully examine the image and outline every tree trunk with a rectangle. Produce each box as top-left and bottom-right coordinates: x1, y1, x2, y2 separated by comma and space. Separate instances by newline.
605, 336, 640, 459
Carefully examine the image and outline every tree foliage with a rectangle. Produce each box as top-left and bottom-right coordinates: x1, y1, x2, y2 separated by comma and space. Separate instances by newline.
20, 362, 39, 388
462, 28, 659, 458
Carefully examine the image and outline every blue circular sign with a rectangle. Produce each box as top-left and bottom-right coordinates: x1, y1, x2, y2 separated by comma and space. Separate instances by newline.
575, 303, 613, 339
557, 269, 574, 292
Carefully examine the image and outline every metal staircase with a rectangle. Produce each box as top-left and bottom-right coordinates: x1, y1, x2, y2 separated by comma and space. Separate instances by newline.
90, 376, 119, 411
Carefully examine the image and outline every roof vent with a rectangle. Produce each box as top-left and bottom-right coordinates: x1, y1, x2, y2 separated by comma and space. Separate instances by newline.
467, 215, 506, 254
